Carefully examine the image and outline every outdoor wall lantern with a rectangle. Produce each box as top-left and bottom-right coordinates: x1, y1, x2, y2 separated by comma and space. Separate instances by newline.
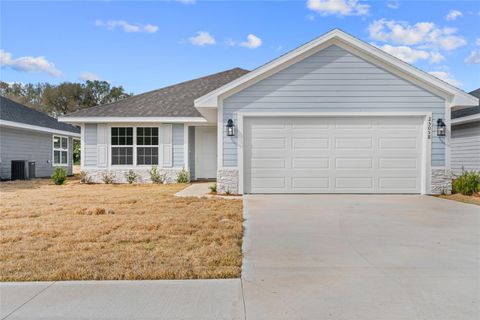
226, 119, 235, 137
437, 119, 446, 137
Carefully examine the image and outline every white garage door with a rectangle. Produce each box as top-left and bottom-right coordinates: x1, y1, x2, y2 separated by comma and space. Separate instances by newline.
244, 116, 424, 194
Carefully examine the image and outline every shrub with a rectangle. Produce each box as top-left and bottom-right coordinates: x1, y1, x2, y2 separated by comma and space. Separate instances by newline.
176, 167, 190, 183
51, 167, 67, 185
149, 166, 165, 184
224, 189, 231, 195
125, 170, 139, 184
101, 170, 116, 184
79, 171, 92, 184
209, 183, 217, 193
453, 170, 480, 195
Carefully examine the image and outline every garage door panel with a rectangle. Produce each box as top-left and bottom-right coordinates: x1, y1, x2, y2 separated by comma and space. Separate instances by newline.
335, 137, 373, 149
244, 116, 423, 194
335, 177, 374, 190
292, 157, 329, 169
251, 137, 286, 149
250, 177, 286, 190
292, 137, 329, 149
335, 158, 373, 169
379, 158, 418, 169
292, 177, 330, 190
251, 158, 286, 169
379, 177, 418, 190
379, 137, 418, 150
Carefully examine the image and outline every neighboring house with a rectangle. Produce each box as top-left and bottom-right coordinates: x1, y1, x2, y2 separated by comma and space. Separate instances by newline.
0, 96, 80, 179
451, 88, 480, 175
60, 29, 478, 194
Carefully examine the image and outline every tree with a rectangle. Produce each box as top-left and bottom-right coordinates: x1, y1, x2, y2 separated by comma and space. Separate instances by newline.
73, 139, 81, 165
42, 82, 84, 116
0, 80, 132, 117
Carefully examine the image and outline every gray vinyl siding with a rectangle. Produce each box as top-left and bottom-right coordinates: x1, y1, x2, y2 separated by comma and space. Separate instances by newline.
451, 122, 480, 175
84, 124, 97, 166
188, 126, 195, 179
172, 124, 185, 167
0, 126, 74, 179
223, 45, 446, 167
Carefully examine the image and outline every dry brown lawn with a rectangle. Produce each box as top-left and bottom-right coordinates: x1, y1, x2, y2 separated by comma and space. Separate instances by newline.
436, 193, 480, 206
0, 177, 243, 281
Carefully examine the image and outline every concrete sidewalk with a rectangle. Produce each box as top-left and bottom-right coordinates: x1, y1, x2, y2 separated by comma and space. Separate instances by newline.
1, 280, 245, 320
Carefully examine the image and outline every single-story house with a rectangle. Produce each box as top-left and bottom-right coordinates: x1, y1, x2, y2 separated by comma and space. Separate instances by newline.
60, 29, 478, 194
0, 96, 80, 179
451, 88, 480, 175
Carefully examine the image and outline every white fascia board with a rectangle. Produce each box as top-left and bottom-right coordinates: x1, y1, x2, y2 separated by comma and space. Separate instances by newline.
0, 119, 81, 137
451, 113, 480, 125
194, 29, 478, 109
58, 116, 207, 124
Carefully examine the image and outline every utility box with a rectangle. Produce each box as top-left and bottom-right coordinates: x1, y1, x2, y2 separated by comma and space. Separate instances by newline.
11, 160, 30, 180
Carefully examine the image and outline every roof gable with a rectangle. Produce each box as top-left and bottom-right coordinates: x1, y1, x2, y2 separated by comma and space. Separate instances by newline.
195, 29, 478, 109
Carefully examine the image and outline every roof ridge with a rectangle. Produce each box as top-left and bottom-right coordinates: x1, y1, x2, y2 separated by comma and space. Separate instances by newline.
64, 67, 248, 117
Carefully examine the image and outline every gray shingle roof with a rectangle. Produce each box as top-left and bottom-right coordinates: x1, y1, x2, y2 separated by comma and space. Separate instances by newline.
0, 96, 80, 134
452, 89, 480, 119
63, 68, 249, 118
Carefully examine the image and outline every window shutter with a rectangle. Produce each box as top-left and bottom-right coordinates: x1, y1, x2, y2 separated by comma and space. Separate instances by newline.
162, 124, 173, 167
97, 124, 108, 167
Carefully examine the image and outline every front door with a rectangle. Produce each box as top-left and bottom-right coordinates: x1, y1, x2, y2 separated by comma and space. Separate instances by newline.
195, 127, 217, 179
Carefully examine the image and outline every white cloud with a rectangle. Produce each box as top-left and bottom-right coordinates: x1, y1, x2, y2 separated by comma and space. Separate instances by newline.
374, 44, 445, 64
175, 0, 196, 4
239, 34, 263, 49
306, 0, 369, 16
227, 34, 263, 49
80, 71, 101, 81
428, 71, 461, 87
430, 51, 445, 63
476, 38, 480, 46
95, 20, 158, 33
387, 2, 399, 9
189, 31, 216, 46
446, 10, 462, 21
368, 19, 467, 51
0, 49, 62, 77
464, 50, 480, 64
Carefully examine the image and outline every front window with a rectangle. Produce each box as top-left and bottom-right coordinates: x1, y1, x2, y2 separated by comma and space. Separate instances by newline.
136, 127, 159, 165
111, 127, 133, 165
53, 135, 68, 165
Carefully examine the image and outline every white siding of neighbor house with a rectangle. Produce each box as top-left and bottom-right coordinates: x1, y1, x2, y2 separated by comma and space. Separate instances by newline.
222, 45, 446, 168
451, 122, 480, 175
81, 123, 185, 168
0, 126, 74, 179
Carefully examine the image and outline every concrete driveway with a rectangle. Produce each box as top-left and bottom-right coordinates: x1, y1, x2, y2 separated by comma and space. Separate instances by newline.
242, 195, 480, 320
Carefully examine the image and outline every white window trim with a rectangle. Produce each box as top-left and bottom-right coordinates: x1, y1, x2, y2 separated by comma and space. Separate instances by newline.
52, 135, 69, 167
109, 126, 162, 168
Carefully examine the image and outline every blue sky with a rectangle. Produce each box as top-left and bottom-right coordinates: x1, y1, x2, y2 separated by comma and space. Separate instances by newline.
1, 0, 479, 94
